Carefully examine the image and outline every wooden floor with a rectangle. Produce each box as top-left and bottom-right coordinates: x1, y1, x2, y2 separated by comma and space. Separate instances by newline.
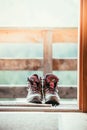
0, 112, 87, 130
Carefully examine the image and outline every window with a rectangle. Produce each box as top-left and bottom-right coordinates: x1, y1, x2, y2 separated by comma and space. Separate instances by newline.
0, 0, 80, 111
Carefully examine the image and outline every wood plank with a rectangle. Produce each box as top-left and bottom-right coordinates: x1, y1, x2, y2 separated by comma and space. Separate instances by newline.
0, 86, 77, 98
80, 0, 87, 112
43, 31, 52, 74
52, 28, 78, 43
58, 87, 77, 98
0, 59, 77, 70
0, 59, 43, 70
0, 28, 78, 43
53, 59, 77, 70
0, 29, 43, 43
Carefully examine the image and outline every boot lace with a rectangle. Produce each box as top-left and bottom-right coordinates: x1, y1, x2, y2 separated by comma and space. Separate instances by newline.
44, 74, 59, 94
45, 84, 58, 94
28, 76, 41, 93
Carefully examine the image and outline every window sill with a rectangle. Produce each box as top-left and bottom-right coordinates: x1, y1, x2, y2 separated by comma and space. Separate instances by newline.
0, 99, 79, 112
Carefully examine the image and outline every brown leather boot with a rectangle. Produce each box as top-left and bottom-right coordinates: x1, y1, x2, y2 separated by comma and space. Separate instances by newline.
27, 74, 42, 104
44, 74, 60, 106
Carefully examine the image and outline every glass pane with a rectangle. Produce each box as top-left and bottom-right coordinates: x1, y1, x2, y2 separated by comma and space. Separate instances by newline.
0, 71, 77, 85
53, 71, 77, 85
0, 0, 79, 27
0, 71, 43, 85
53, 43, 78, 58
0, 44, 43, 59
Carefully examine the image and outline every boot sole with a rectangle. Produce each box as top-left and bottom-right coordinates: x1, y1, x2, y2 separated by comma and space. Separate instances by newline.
45, 100, 60, 106
29, 98, 42, 104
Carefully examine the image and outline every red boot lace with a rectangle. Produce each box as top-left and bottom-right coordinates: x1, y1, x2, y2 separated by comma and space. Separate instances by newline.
45, 74, 59, 94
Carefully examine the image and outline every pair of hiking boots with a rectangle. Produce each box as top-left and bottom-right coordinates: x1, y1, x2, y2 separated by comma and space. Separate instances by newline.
26, 73, 60, 106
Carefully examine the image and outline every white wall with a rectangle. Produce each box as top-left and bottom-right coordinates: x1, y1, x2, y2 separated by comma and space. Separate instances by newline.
0, 0, 79, 27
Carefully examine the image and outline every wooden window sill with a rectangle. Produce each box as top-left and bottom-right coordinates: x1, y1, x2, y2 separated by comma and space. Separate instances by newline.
0, 99, 79, 112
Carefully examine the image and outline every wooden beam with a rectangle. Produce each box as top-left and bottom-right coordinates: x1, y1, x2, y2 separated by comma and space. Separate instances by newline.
0, 29, 43, 43
59, 87, 77, 98
0, 28, 78, 43
53, 59, 77, 70
0, 59, 77, 70
0, 86, 77, 98
0, 59, 43, 70
52, 28, 78, 43
43, 31, 52, 74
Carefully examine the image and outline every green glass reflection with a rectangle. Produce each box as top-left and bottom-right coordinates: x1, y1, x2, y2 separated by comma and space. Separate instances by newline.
0, 71, 43, 85
0, 44, 43, 59
53, 71, 77, 85
53, 43, 78, 58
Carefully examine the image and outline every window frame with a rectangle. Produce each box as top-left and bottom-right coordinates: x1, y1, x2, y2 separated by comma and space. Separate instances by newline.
79, 0, 87, 112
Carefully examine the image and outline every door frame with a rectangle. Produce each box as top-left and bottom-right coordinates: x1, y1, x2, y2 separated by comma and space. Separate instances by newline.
79, 0, 87, 112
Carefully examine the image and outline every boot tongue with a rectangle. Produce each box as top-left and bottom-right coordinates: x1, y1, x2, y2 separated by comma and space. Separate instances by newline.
46, 74, 59, 88
30, 75, 39, 83
28, 75, 40, 87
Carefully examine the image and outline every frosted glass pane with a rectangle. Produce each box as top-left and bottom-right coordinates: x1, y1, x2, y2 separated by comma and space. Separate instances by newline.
0, 0, 79, 27
0, 71, 77, 85
0, 71, 43, 85
0, 44, 43, 59
53, 71, 77, 85
53, 43, 78, 58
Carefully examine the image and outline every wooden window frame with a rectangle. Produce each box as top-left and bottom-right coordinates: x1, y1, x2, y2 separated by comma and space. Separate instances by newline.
79, 0, 87, 112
